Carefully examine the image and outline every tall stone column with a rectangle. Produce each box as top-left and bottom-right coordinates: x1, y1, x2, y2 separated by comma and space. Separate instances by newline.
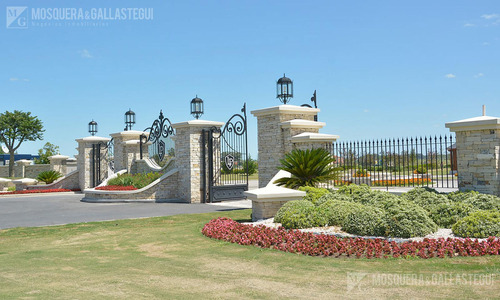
76, 136, 110, 190
172, 120, 224, 203
14, 159, 31, 178
49, 155, 69, 174
445, 115, 500, 196
251, 105, 324, 188
110, 131, 150, 173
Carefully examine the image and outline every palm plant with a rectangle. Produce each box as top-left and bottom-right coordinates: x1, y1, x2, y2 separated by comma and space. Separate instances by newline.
273, 148, 339, 189
37, 170, 63, 184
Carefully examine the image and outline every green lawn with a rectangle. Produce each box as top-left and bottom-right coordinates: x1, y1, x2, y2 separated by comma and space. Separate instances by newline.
0, 209, 498, 299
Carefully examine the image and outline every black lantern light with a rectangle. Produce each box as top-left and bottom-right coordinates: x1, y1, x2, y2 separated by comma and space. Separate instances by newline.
124, 108, 136, 131
277, 73, 293, 104
88, 120, 98, 136
190, 95, 204, 119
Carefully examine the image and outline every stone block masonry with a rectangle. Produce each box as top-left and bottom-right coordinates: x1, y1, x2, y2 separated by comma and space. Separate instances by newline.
446, 116, 500, 196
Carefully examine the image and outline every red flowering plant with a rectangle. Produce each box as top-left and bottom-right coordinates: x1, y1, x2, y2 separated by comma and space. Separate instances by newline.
95, 185, 137, 191
0, 189, 79, 195
202, 217, 500, 259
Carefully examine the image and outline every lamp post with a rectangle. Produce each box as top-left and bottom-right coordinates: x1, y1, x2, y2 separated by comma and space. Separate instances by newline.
88, 120, 98, 136
124, 108, 136, 131
277, 73, 293, 104
190, 96, 204, 119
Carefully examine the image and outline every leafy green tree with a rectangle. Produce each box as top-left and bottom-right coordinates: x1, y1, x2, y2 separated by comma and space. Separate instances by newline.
274, 148, 339, 189
0, 110, 44, 177
34, 142, 59, 164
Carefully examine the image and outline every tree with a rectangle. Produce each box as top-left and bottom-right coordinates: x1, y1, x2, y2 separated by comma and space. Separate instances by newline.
0, 110, 44, 177
34, 142, 59, 164
274, 148, 339, 189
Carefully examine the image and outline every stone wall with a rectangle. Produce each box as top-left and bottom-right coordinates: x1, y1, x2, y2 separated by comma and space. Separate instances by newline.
455, 129, 500, 195
27, 170, 80, 191
82, 169, 179, 201
24, 164, 51, 178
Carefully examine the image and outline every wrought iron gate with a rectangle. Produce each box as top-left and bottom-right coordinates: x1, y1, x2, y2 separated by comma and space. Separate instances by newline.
91, 139, 114, 188
140, 110, 175, 167
202, 104, 249, 203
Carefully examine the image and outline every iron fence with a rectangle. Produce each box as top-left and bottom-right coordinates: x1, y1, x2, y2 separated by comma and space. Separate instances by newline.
329, 135, 457, 188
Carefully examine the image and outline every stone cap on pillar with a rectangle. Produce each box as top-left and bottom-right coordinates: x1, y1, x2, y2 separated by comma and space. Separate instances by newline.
280, 119, 326, 129
445, 115, 500, 132
48, 155, 70, 163
15, 159, 32, 166
172, 119, 224, 129
110, 130, 150, 139
291, 132, 339, 143
75, 136, 111, 143
251, 105, 319, 117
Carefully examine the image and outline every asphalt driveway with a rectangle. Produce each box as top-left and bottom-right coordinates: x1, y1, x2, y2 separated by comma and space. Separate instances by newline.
0, 192, 247, 229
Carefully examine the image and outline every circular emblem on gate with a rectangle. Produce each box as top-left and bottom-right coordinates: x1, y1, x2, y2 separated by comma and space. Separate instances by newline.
224, 154, 235, 170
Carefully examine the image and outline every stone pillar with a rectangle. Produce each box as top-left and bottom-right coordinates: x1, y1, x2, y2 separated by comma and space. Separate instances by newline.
76, 136, 111, 190
445, 115, 500, 196
110, 131, 150, 173
172, 120, 224, 203
49, 155, 69, 174
14, 160, 32, 178
291, 132, 339, 151
251, 105, 321, 188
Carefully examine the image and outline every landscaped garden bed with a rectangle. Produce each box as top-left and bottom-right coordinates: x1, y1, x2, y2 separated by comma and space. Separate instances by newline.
203, 185, 500, 258
0, 188, 80, 195
95, 185, 137, 191
105, 172, 162, 189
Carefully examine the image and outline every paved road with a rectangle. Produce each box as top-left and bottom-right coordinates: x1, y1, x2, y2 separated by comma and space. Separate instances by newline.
0, 193, 248, 230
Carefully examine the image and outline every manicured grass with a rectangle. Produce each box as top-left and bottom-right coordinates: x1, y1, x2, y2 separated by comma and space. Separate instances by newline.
0, 210, 498, 299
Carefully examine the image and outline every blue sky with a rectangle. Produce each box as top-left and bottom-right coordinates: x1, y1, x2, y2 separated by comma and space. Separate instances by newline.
1, 0, 499, 158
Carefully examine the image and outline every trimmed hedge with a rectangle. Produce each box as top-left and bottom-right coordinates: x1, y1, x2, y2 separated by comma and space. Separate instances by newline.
430, 202, 475, 228
299, 186, 332, 205
383, 200, 438, 238
342, 205, 387, 236
274, 200, 327, 229
452, 210, 500, 238
317, 200, 363, 227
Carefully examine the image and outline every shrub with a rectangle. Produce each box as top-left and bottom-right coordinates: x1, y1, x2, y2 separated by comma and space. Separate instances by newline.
107, 172, 162, 189
382, 199, 438, 238
37, 170, 63, 184
353, 169, 369, 177
430, 202, 476, 228
447, 190, 479, 203
299, 186, 331, 205
452, 210, 500, 238
273, 148, 338, 189
342, 205, 387, 236
413, 166, 427, 174
314, 192, 352, 206
318, 200, 363, 227
463, 194, 500, 211
402, 188, 449, 211
274, 200, 327, 229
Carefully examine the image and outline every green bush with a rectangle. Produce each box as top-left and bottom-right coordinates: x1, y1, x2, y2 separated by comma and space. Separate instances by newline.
342, 205, 387, 236
414, 166, 427, 174
382, 199, 438, 238
7, 186, 15, 192
463, 194, 500, 211
430, 202, 476, 228
36, 170, 63, 184
274, 200, 327, 229
447, 190, 479, 202
107, 172, 162, 189
318, 200, 363, 227
299, 186, 331, 205
452, 210, 500, 238
402, 188, 449, 211
314, 192, 352, 206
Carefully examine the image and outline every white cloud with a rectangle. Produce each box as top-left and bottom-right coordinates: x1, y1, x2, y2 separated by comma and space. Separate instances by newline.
464, 23, 476, 27
445, 74, 456, 79
481, 14, 499, 20
9, 77, 29, 82
474, 73, 484, 78
78, 49, 93, 59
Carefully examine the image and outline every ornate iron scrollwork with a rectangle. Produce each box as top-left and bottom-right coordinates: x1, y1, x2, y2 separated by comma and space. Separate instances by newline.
142, 110, 175, 163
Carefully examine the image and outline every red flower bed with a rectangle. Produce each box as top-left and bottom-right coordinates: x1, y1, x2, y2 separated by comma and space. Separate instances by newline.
95, 185, 137, 191
202, 217, 500, 259
1, 189, 80, 195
